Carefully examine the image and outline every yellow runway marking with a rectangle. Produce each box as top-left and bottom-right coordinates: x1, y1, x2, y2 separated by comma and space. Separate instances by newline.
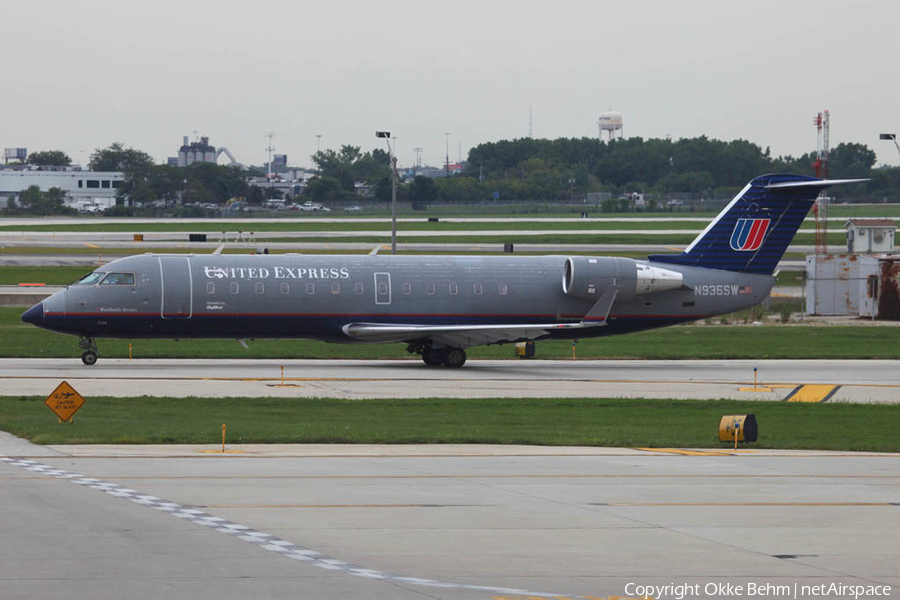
83, 243, 101, 248
738, 386, 773, 393
636, 448, 734, 456
197, 449, 246, 454
785, 384, 841, 402
0, 376, 896, 395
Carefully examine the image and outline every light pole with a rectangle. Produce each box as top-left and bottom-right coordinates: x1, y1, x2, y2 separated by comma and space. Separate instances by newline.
444, 132, 450, 177
376, 131, 398, 254
880, 133, 900, 159
316, 134, 322, 153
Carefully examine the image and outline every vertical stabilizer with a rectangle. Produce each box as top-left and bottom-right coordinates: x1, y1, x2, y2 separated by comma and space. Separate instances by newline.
648, 174, 864, 275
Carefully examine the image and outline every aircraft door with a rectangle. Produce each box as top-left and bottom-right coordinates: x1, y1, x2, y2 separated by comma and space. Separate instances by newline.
374, 272, 391, 305
159, 257, 193, 319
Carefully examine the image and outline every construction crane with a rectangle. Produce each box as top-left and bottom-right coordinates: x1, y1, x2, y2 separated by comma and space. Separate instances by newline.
812, 110, 830, 255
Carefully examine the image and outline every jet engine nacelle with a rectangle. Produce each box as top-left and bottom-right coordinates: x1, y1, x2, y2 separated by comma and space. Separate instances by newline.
562, 256, 683, 301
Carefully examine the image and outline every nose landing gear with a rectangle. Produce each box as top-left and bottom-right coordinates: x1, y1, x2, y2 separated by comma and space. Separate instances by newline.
78, 336, 99, 366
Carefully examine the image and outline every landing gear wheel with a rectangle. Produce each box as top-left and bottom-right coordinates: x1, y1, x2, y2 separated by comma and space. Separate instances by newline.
422, 348, 445, 366
442, 347, 467, 368
78, 336, 99, 365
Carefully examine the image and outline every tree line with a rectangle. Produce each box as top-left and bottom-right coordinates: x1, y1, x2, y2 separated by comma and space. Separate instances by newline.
8, 136, 900, 213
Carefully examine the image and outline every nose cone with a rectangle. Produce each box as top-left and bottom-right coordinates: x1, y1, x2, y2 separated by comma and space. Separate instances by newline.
21, 302, 44, 326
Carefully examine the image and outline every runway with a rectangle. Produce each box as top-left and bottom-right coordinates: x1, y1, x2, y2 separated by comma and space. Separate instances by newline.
1, 434, 897, 600
1, 358, 897, 403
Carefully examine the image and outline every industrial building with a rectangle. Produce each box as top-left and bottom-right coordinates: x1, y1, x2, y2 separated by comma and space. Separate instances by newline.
844, 219, 896, 253
0, 168, 124, 208
805, 219, 899, 318
172, 136, 241, 168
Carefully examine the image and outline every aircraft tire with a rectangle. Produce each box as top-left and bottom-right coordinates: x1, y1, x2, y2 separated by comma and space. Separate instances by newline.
81, 351, 98, 366
442, 347, 466, 368
422, 348, 444, 366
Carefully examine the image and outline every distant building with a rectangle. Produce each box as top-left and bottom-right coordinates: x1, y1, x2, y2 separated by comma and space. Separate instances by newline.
844, 219, 896, 253
0, 168, 124, 207
177, 136, 217, 167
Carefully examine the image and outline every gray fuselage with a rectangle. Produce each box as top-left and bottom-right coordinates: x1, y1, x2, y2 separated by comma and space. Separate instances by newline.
33, 253, 774, 346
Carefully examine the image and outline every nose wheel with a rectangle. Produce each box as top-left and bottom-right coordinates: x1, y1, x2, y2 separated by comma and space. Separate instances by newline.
78, 336, 99, 366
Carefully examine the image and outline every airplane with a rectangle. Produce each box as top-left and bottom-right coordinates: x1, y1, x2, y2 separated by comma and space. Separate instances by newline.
21, 174, 861, 367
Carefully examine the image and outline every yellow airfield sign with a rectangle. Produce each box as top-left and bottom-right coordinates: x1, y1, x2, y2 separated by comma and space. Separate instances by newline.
44, 381, 86, 422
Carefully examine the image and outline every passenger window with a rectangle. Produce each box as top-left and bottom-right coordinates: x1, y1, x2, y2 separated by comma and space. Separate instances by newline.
206, 282, 215, 294
332, 282, 341, 295
100, 273, 134, 285
499, 283, 508, 295
255, 282, 264, 294
355, 282, 364, 295
280, 282, 290, 294
426, 283, 435, 295
306, 282, 315, 294
230, 282, 239, 294
402, 282, 411, 295
449, 283, 458, 295
474, 282, 482, 295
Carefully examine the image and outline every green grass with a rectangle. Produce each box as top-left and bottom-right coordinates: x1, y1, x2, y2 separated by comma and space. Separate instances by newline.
0, 231, 844, 250
0, 219, 852, 233
1, 395, 897, 451
1, 220, 711, 233
0, 266, 92, 285
2, 304, 898, 359
775, 270, 805, 285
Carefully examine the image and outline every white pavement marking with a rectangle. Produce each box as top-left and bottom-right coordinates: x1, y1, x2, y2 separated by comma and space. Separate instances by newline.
0, 455, 565, 598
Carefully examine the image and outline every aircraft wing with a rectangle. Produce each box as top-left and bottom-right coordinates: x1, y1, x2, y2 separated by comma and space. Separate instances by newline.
342, 286, 617, 348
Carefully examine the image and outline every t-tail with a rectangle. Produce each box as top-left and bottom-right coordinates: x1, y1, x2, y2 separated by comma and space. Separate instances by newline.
648, 173, 865, 275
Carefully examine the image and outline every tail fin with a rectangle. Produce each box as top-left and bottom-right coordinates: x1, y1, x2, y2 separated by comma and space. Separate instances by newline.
648, 173, 864, 275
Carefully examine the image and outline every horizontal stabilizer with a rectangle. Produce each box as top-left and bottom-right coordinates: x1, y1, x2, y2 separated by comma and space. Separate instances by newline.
765, 178, 868, 189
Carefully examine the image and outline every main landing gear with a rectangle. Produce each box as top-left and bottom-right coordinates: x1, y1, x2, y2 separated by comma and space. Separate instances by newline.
78, 336, 99, 366
409, 343, 467, 368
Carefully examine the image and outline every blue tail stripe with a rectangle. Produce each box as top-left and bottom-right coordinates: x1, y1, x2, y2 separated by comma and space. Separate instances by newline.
648, 174, 821, 275
733, 220, 751, 250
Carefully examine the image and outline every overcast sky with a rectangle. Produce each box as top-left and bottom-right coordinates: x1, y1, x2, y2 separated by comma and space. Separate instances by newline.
2, 0, 898, 170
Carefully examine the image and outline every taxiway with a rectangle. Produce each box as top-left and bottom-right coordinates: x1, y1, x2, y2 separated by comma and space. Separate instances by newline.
0, 358, 897, 403
1, 434, 897, 600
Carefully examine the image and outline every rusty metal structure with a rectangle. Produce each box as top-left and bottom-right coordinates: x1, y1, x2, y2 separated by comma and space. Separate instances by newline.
808, 253, 900, 319
812, 110, 830, 255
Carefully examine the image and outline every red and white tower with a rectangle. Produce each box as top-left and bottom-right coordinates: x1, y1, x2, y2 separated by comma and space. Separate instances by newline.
812, 110, 830, 254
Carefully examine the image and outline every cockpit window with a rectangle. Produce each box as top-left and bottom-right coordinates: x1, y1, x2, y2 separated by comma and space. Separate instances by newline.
76, 272, 106, 285
99, 273, 135, 285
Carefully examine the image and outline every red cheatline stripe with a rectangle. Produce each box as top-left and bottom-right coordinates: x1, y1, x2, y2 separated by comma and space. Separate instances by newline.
746, 219, 768, 250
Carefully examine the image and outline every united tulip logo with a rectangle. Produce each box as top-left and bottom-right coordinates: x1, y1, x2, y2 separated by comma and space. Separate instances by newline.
730, 218, 770, 251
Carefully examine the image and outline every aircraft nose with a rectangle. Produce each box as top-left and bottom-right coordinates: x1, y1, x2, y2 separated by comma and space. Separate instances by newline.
21, 301, 44, 325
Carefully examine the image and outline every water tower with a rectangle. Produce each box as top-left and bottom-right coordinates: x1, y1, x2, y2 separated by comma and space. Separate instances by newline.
598, 110, 623, 141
